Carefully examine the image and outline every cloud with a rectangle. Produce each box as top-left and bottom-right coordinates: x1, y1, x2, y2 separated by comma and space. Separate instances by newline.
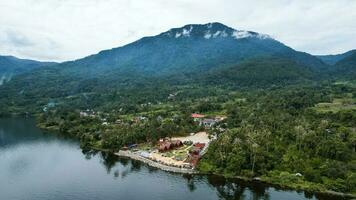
3, 30, 33, 47
0, 0, 355, 61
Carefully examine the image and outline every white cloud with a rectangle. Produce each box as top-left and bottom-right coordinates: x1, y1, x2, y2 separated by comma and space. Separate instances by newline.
0, 0, 355, 61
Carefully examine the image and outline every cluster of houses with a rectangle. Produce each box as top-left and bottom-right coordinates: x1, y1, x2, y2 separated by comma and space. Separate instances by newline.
80, 109, 151, 126
158, 138, 183, 152
79, 109, 97, 118
191, 113, 225, 128
79, 109, 112, 126
157, 138, 207, 168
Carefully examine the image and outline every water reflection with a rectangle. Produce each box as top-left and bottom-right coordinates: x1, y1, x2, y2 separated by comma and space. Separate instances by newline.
207, 176, 270, 200
81, 148, 350, 200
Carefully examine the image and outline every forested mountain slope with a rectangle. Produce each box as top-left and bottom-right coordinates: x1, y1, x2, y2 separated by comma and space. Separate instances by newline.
0, 55, 56, 85
0, 22, 327, 107
316, 50, 356, 65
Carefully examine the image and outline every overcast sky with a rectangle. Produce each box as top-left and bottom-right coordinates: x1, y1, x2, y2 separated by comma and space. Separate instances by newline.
0, 0, 355, 62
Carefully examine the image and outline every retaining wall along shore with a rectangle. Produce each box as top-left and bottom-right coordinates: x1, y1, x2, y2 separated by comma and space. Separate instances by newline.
115, 150, 197, 174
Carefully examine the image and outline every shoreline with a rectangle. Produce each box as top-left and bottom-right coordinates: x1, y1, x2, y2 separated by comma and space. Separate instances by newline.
113, 149, 356, 199
115, 150, 198, 174
36, 123, 356, 199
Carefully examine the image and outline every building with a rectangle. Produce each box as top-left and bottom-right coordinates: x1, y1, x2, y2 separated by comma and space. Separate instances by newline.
191, 113, 205, 122
190, 143, 206, 155
194, 143, 205, 149
201, 118, 216, 128
187, 154, 201, 168
171, 140, 183, 147
159, 141, 172, 152
158, 139, 183, 152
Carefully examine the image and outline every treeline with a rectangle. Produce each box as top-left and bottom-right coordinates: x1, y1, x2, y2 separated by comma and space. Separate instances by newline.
36, 105, 202, 151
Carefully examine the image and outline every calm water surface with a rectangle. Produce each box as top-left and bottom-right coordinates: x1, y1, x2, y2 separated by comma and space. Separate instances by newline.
0, 118, 345, 200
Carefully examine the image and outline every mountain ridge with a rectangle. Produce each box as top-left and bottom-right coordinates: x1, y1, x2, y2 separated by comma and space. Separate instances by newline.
0, 22, 351, 103
0, 55, 56, 85
316, 49, 356, 65
60, 22, 325, 76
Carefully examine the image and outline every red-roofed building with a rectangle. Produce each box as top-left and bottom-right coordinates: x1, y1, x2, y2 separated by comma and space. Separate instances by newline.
158, 139, 183, 152
191, 113, 205, 118
188, 154, 201, 167
194, 143, 205, 149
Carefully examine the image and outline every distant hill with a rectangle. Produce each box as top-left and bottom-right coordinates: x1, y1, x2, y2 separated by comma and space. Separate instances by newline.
333, 51, 356, 78
0, 55, 56, 85
316, 50, 356, 65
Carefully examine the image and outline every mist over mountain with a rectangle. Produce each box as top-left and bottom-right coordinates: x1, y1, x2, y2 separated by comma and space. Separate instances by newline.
0, 55, 56, 85
316, 49, 356, 65
333, 50, 356, 78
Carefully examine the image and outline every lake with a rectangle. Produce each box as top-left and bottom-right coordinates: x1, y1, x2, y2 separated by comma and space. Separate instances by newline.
0, 118, 345, 200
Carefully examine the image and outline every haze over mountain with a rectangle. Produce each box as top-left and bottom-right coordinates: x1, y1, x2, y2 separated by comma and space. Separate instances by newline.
316, 50, 356, 65
0, 55, 55, 85
333, 50, 356, 78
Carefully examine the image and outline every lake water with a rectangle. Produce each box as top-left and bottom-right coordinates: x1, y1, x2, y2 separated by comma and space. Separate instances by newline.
0, 118, 345, 200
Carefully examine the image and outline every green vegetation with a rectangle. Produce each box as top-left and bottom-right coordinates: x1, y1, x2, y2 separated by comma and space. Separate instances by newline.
0, 39, 355, 195
25, 81, 355, 194
315, 98, 356, 113
1, 70, 355, 195
198, 84, 356, 194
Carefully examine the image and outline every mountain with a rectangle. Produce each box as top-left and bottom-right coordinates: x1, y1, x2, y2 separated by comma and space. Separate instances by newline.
0, 55, 56, 85
316, 50, 356, 65
333, 51, 356, 78
65, 22, 324, 77
0, 22, 327, 104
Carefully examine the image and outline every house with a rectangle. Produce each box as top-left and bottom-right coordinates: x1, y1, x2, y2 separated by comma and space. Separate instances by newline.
158, 139, 183, 152
79, 109, 96, 118
159, 141, 172, 152
190, 143, 206, 155
194, 143, 205, 149
192, 114, 226, 128
190, 147, 201, 155
132, 116, 148, 123
187, 154, 201, 167
200, 116, 227, 128
191, 113, 205, 122
171, 140, 183, 147
201, 118, 217, 128
80, 111, 89, 117
168, 93, 176, 100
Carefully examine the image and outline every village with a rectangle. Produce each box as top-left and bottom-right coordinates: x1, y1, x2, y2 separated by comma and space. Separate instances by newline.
114, 113, 225, 171
77, 107, 226, 171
